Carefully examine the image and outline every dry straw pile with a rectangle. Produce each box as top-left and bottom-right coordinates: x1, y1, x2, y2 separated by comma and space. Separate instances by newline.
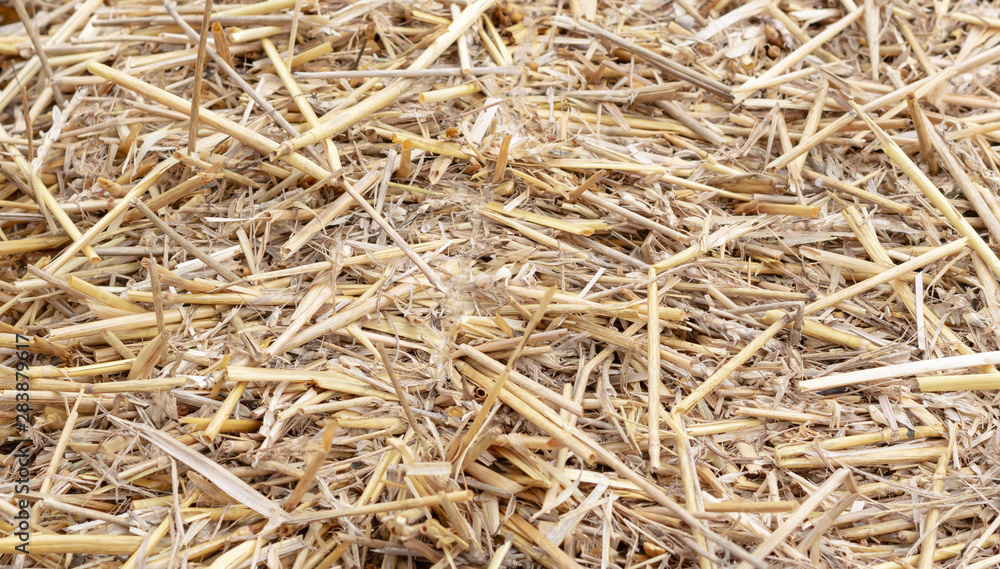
3, 0, 1000, 567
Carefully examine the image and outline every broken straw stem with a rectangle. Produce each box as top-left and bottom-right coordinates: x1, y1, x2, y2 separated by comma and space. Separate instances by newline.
295, 66, 519, 79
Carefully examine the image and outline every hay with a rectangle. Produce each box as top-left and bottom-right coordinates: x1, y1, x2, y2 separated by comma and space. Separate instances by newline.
2, 0, 1000, 567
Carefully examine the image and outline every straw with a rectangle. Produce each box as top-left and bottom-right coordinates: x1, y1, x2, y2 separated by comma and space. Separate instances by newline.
6, 2, 1000, 567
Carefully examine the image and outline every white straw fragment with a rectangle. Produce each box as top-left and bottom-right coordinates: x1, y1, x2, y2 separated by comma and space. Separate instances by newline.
801, 351, 1000, 391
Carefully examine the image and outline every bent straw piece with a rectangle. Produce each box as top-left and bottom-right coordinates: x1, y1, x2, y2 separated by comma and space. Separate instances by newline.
88, 62, 446, 291
802, 351, 1000, 391
275, 0, 496, 156
849, 101, 1000, 280
284, 420, 338, 511
947, 12, 1000, 27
